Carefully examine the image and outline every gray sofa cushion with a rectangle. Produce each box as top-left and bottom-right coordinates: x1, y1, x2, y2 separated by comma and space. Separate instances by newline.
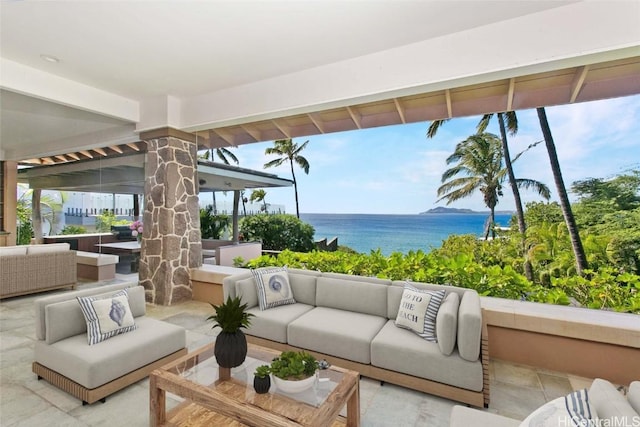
321, 272, 391, 286
288, 307, 387, 364
235, 270, 318, 309
436, 292, 459, 356
457, 290, 482, 362
45, 286, 146, 344
35, 282, 140, 341
371, 320, 483, 392
589, 378, 639, 426
316, 277, 388, 317
236, 278, 259, 309
246, 303, 314, 343
34, 317, 185, 389
629, 381, 640, 415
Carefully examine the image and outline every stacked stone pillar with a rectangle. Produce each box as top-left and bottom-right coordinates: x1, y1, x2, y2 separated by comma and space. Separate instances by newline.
139, 131, 202, 305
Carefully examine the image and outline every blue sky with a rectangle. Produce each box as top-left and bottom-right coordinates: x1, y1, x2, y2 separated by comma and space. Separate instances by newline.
213, 94, 640, 215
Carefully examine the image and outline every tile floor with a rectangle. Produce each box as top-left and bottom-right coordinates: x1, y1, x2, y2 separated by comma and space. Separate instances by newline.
0, 274, 595, 426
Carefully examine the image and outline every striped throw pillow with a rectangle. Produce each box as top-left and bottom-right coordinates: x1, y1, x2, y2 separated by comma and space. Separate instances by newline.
77, 289, 137, 345
251, 266, 296, 310
394, 284, 445, 342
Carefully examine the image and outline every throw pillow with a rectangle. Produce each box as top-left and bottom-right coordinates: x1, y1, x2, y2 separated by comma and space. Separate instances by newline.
77, 289, 137, 345
251, 266, 296, 310
519, 390, 598, 427
394, 284, 445, 342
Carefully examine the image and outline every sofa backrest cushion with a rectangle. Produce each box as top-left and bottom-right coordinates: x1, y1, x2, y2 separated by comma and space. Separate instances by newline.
588, 378, 639, 425
388, 281, 462, 319
236, 277, 259, 309
44, 285, 145, 344
0, 246, 27, 256
322, 272, 391, 286
436, 292, 460, 356
235, 270, 318, 309
27, 243, 70, 255
628, 381, 640, 415
457, 290, 482, 362
34, 282, 139, 341
315, 277, 387, 317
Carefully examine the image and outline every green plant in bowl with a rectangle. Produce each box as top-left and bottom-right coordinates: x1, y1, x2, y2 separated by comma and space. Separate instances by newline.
269, 351, 318, 381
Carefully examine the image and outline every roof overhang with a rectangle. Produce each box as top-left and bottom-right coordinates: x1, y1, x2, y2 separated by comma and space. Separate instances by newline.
17, 154, 293, 194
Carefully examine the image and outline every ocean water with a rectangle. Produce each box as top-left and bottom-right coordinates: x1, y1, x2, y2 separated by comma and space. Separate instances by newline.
300, 213, 513, 255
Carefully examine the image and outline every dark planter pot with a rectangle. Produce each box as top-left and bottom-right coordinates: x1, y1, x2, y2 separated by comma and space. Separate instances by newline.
214, 330, 247, 368
253, 376, 271, 394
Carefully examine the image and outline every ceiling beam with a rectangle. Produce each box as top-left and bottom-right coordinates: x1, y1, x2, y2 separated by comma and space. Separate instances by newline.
507, 78, 515, 111
126, 142, 140, 151
54, 155, 68, 162
93, 147, 107, 156
79, 150, 93, 159
393, 99, 406, 124
307, 113, 325, 133
67, 153, 81, 161
346, 106, 362, 129
445, 90, 453, 118
109, 145, 124, 154
570, 65, 590, 103
271, 119, 291, 138
239, 124, 261, 142
211, 129, 235, 146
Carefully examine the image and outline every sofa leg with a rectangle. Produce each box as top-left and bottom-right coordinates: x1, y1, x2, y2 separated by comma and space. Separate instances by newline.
100, 397, 106, 404
380, 381, 385, 386
37, 375, 42, 381
82, 401, 88, 406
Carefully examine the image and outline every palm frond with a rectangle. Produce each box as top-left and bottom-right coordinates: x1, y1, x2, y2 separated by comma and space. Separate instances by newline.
295, 155, 310, 174
504, 111, 518, 135
264, 158, 285, 169
426, 119, 450, 139
476, 114, 493, 134
515, 179, 552, 200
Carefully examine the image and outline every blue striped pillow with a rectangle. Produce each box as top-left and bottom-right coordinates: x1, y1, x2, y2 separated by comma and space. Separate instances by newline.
251, 266, 296, 310
394, 284, 445, 342
77, 289, 137, 345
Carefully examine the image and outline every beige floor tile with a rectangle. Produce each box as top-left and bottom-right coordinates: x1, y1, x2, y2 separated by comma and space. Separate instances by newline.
568, 374, 594, 391
493, 360, 542, 390
490, 380, 546, 420
538, 372, 574, 401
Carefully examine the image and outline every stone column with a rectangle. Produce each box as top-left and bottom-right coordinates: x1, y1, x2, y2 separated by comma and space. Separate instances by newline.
139, 129, 202, 305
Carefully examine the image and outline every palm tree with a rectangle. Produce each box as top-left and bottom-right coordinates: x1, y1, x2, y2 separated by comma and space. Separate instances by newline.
249, 189, 268, 212
198, 147, 239, 213
264, 139, 310, 218
428, 111, 535, 280
438, 133, 550, 239
536, 107, 588, 275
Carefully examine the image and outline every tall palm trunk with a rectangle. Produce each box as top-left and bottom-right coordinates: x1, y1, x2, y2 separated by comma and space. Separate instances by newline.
484, 207, 496, 240
536, 107, 588, 275
290, 160, 300, 218
498, 114, 533, 281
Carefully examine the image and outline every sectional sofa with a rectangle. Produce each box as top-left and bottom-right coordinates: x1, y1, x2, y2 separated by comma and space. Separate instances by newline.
222, 268, 489, 407
32, 282, 187, 404
0, 243, 76, 299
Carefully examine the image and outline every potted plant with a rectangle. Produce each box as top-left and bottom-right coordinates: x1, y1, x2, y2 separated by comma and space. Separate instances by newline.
253, 365, 271, 394
206, 296, 254, 368
269, 351, 319, 393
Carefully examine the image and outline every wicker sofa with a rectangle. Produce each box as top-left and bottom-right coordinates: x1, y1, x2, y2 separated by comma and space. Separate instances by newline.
223, 268, 489, 407
0, 243, 77, 299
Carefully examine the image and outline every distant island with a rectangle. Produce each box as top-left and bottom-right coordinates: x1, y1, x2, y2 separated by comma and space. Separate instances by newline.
420, 207, 515, 215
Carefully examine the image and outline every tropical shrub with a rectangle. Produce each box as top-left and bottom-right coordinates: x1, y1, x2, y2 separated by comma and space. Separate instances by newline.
61, 225, 87, 235
240, 214, 315, 252
95, 212, 129, 232
200, 205, 230, 239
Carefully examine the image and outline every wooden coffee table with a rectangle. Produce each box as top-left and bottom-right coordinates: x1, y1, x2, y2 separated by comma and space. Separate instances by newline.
149, 342, 360, 426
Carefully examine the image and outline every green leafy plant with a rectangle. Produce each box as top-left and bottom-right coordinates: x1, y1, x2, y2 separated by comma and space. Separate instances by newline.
269, 351, 318, 381
206, 296, 254, 333
200, 205, 230, 239
95, 211, 129, 232
254, 365, 271, 379
233, 256, 246, 267
61, 225, 87, 235
240, 214, 315, 252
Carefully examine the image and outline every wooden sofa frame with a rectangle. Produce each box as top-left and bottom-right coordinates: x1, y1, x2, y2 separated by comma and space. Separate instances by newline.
246, 310, 490, 408
32, 348, 187, 405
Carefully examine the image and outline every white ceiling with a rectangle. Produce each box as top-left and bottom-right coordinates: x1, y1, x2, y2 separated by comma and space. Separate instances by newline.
1, 0, 639, 161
